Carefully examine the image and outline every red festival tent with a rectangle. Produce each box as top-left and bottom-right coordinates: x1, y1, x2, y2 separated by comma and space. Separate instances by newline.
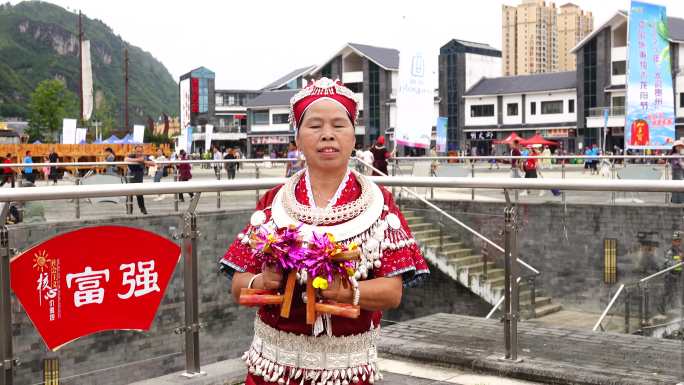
494, 132, 522, 144
519, 133, 558, 147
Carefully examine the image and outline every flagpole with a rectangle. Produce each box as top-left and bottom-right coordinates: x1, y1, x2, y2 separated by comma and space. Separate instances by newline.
78, 11, 83, 124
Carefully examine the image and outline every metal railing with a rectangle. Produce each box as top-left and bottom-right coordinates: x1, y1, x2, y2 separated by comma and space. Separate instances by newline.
587, 106, 626, 117
1, 174, 684, 383
593, 261, 684, 333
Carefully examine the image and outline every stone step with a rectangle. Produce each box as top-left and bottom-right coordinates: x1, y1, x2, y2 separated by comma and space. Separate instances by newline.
411, 229, 441, 238
404, 216, 423, 224
416, 236, 446, 246
533, 303, 563, 317
408, 223, 433, 231
438, 241, 464, 250
447, 254, 484, 266
458, 261, 496, 273
443, 248, 473, 259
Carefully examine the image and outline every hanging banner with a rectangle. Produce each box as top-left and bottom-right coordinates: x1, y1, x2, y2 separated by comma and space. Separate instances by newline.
625, 1, 675, 149
133, 125, 145, 144
179, 78, 191, 133
395, 18, 436, 149
204, 124, 213, 152
81, 40, 94, 121
435, 117, 447, 154
61, 119, 77, 144
75, 128, 87, 144
10, 226, 181, 350
186, 125, 193, 153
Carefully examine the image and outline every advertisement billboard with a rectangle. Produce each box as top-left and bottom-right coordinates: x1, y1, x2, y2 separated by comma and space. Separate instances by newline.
436, 117, 448, 153
625, 1, 675, 149
10, 226, 180, 350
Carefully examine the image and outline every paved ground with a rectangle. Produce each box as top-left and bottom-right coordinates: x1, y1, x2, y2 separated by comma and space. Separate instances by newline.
380, 313, 684, 385
8, 161, 679, 223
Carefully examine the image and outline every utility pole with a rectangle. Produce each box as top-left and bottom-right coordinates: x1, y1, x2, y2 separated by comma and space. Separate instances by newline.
124, 46, 129, 132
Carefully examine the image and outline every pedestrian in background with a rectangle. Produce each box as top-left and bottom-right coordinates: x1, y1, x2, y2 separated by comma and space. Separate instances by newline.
48, 147, 59, 185
224, 148, 237, 180
153, 148, 167, 201
670, 140, 684, 204
0, 154, 14, 188
124, 145, 153, 215
177, 149, 194, 202
22, 150, 35, 184
104, 147, 116, 175
371, 136, 389, 176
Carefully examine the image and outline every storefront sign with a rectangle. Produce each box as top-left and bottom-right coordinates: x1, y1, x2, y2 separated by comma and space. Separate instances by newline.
250, 136, 291, 145
435, 117, 447, 153
10, 226, 180, 350
468, 131, 494, 140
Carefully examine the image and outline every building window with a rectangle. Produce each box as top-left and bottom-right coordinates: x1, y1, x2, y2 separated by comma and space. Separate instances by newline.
530, 102, 536, 115
368, 61, 381, 137
215, 94, 223, 106
680, 93, 684, 108
568, 99, 575, 113
612, 61, 626, 76
253, 110, 269, 125
612, 96, 625, 108
272, 113, 289, 124
506, 103, 518, 116
541, 100, 563, 114
346, 83, 363, 93
228, 95, 236, 105
470, 104, 495, 117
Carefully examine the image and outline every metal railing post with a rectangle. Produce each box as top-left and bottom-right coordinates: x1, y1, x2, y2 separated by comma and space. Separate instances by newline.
471, 162, 475, 201
216, 164, 221, 209
255, 165, 261, 204
503, 192, 519, 360
173, 167, 179, 212
0, 203, 15, 385
643, 283, 650, 326
74, 178, 80, 219
665, 163, 670, 204
561, 161, 566, 204
611, 162, 616, 205
528, 276, 536, 319
624, 287, 631, 334
392, 159, 398, 198
638, 283, 645, 327
178, 194, 204, 377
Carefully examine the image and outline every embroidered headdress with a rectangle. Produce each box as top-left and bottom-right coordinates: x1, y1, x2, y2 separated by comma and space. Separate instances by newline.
289, 77, 359, 130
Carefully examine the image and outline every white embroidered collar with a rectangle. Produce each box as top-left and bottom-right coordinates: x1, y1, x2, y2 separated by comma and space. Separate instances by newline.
271, 174, 384, 242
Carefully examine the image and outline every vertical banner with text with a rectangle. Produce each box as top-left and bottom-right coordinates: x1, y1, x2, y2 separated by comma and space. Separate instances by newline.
625, 1, 675, 149
395, 18, 436, 149
436, 117, 448, 153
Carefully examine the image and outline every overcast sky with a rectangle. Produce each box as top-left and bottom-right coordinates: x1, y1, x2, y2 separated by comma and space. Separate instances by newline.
14, 0, 684, 89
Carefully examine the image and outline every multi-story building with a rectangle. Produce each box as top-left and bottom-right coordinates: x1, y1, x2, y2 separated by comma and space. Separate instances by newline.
557, 3, 593, 72
463, 71, 577, 152
572, 11, 684, 149
503, 0, 592, 76
244, 66, 314, 157
438, 39, 501, 150
307, 43, 397, 148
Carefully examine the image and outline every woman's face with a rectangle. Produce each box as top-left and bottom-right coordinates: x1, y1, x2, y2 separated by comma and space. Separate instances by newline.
296, 99, 355, 173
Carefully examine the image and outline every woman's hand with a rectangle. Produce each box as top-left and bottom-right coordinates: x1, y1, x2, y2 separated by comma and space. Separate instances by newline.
319, 275, 353, 303
256, 264, 284, 290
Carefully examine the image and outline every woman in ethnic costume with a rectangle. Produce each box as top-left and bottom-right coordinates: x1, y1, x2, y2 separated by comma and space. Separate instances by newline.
219, 78, 429, 385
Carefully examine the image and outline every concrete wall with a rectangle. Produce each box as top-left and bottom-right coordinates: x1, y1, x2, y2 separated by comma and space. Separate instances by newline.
408, 199, 684, 313
7, 209, 486, 385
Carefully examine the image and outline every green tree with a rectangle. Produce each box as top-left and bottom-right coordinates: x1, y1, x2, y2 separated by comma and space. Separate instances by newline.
26, 79, 78, 142
91, 94, 116, 140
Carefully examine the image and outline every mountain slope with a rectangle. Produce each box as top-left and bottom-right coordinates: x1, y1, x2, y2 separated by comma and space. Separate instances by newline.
0, 1, 178, 126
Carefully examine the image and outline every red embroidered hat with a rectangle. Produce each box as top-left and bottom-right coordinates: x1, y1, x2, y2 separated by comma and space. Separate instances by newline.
289, 77, 359, 130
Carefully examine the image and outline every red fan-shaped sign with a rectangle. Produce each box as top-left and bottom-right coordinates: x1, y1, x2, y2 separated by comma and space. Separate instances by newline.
10, 226, 181, 350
